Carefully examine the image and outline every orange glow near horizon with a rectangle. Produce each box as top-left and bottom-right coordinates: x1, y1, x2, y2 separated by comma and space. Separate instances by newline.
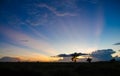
16, 54, 61, 62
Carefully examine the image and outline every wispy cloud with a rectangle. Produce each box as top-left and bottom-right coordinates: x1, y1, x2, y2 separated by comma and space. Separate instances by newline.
38, 4, 77, 16
6, 15, 50, 41
26, 13, 48, 26
0, 26, 59, 56
25, 25, 50, 41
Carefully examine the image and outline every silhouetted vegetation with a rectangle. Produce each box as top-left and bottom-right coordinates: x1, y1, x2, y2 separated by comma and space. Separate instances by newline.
110, 58, 116, 62
0, 62, 120, 76
71, 52, 79, 62
86, 58, 92, 63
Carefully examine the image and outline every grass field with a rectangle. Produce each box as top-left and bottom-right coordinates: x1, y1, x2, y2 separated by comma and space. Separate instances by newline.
0, 62, 120, 76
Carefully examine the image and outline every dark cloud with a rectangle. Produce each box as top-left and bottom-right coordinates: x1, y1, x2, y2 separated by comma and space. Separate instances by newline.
57, 54, 71, 57
56, 52, 88, 57
0, 56, 21, 62
91, 49, 115, 61
113, 42, 120, 45
56, 52, 88, 62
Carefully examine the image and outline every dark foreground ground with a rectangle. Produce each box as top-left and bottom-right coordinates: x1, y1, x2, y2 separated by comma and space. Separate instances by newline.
0, 62, 120, 76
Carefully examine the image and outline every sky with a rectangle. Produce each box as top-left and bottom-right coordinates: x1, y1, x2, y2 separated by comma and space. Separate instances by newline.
0, 0, 120, 62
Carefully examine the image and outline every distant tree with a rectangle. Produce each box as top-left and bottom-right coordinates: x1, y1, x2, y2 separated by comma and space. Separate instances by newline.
86, 58, 92, 63
71, 52, 79, 62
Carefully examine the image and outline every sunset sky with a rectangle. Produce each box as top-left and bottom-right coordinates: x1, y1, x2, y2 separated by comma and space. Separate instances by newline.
0, 0, 120, 61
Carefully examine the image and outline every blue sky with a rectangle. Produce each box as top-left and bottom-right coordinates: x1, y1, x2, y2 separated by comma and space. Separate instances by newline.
0, 0, 120, 61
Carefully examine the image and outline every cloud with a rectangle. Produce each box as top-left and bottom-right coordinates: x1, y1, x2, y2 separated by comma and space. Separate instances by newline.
91, 49, 115, 61
38, 4, 77, 16
54, 52, 88, 62
0, 56, 21, 62
0, 26, 59, 55
26, 13, 48, 26
56, 52, 88, 57
25, 1, 78, 27
57, 54, 71, 57
113, 42, 120, 45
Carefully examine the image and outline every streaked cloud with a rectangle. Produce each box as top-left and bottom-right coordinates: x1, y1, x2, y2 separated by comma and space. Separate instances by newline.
26, 13, 48, 26
0, 26, 59, 56
38, 4, 77, 16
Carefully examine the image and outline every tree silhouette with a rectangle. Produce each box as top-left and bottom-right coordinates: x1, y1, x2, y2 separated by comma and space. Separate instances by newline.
71, 52, 79, 62
86, 57, 92, 63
